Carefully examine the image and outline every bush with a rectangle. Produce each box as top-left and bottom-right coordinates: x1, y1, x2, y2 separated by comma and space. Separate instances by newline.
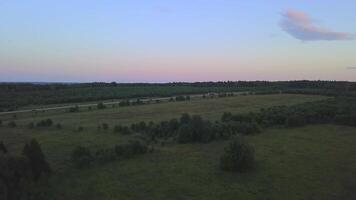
28, 122, 35, 129
97, 102, 106, 109
220, 136, 255, 172
102, 123, 109, 130
71, 146, 93, 168
8, 121, 16, 128
114, 140, 148, 158
229, 121, 261, 135
180, 113, 191, 124
69, 105, 79, 112
36, 119, 53, 127
0, 120, 2, 127
0, 141, 7, 153
95, 148, 116, 163
55, 123, 62, 129
286, 114, 306, 127
114, 125, 131, 134
77, 126, 84, 132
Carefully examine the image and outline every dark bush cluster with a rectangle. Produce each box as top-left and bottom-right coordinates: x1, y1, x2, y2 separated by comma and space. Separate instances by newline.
69, 105, 79, 112
97, 102, 106, 109
125, 113, 262, 144
220, 136, 255, 172
223, 98, 356, 129
7, 121, 17, 128
175, 95, 191, 101
119, 100, 131, 107
218, 92, 234, 98
36, 118, 53, 127
114, 125, 132, 134
71, 140, 149, 169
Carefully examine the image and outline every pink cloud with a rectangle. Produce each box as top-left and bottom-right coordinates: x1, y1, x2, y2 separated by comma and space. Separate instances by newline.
280, 10, 353, 41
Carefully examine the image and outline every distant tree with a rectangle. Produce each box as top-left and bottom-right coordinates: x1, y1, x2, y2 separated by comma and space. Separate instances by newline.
220, 136, 255, 172
180, 113, 191, 125
177, 124, 193, 143
8, 121, 16, 128
77, 126, 84, 132
27, 122, 35, 129
221, 112, 233, 122
55, 123, 62, 129
0, 141, 7, 154
22, 139, 51, 180
69, 105, 79, 112
97, 102, 106, 109
114, 125, 131, 135
71, 146, 93, 168
286, 114, 306, 127
102, 123, 109, 130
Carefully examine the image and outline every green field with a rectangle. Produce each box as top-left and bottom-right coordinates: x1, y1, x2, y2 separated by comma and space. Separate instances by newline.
2, 94, 356, 199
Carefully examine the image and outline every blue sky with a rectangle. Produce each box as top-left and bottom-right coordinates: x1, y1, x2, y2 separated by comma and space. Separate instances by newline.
0, 0, 355, 82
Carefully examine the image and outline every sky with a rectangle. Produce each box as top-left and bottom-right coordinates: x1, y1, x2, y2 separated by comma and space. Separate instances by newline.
0, 0, 356, 82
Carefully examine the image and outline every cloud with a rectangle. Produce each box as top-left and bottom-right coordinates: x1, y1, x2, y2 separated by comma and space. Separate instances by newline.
346, 67, 356, 70
280, 10, 354, 41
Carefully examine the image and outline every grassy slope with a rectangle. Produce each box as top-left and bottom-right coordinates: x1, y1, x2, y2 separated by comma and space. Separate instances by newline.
48, 125, 356, 200
3, 94, 355, 199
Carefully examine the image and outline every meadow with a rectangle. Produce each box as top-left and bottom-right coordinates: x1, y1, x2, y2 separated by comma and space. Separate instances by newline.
3, 93, 356, 199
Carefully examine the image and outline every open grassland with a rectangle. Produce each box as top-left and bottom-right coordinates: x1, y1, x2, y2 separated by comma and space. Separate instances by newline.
46, 125, 356, 200
3, 94, 355, 200
3, 94, 327, 126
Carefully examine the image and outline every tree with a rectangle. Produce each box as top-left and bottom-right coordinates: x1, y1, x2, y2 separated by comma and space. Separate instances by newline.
97, 102, 106, 109
0, 141, 7, 154
27, 122, 35, 129
22, 139, 51, 181
0, 154, 32, 200
71, 146, 93, 169
180, 113, 191, 125
102, 123, 109, 130
220, 136, 255, 172
7, 121, 16, 128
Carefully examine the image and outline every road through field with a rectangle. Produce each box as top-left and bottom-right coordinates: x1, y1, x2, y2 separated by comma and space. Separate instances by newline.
0, 92, 245, 115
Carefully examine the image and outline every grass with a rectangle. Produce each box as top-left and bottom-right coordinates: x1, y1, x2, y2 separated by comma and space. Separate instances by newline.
46, 125, 356, 200
3, 94, 355, 199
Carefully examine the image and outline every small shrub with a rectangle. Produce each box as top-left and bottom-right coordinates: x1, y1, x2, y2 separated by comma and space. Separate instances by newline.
71, 146, 93, 168
69, 105, 79, 112
0, 141, 7, 153
77, 126, 84, 132
97, 102, 106, 109
8, 121, 16, 128
114, 125, 131, 134
36, 119, 53, 127
220, 136, 255, 172
102, 123, 109, 130
95, 148, 116, 163
286, 115, 306, 127
55, 123, 62, 129
28, 122, 35, 129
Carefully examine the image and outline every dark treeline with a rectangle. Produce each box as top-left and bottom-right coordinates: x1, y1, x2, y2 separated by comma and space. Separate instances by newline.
1, 80, 356, 111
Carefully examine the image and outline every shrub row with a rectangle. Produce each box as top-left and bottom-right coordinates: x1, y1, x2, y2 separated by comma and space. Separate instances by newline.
71, 140, 149, 169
